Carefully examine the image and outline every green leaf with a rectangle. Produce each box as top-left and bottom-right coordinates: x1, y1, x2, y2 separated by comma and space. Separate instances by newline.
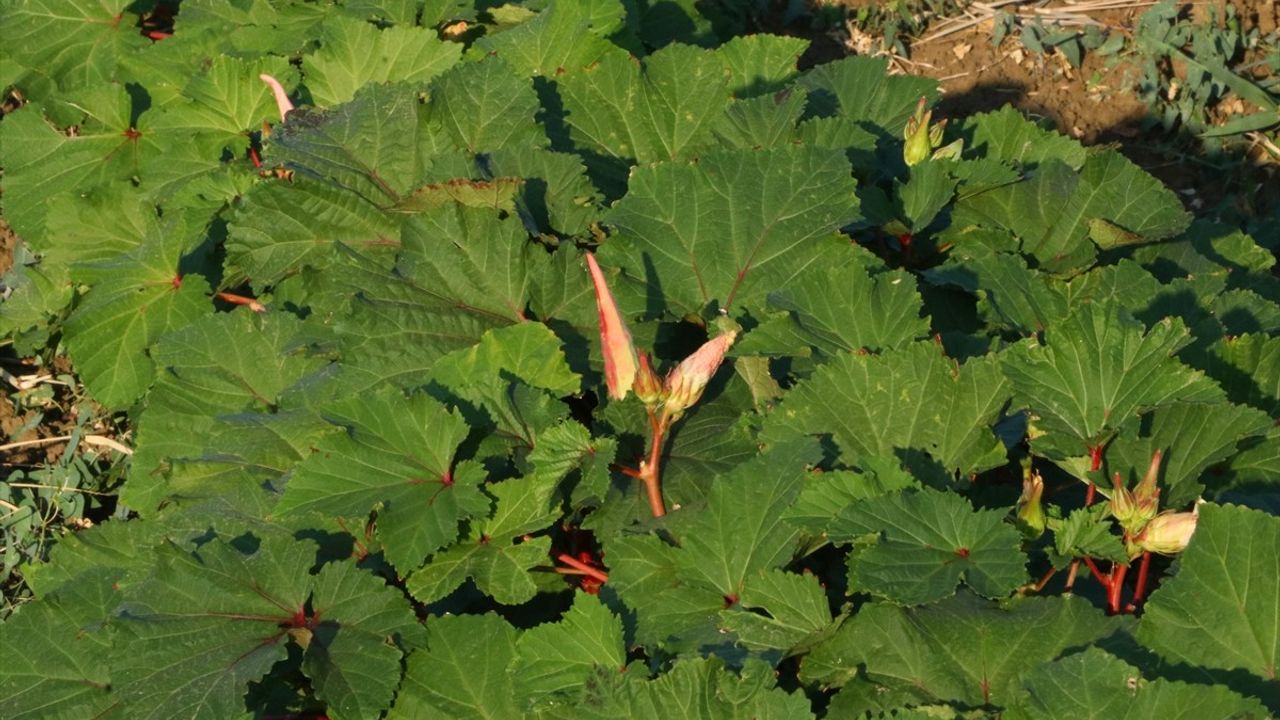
0, 568, 120, 720
0, 91, 154, 242
405, 476, 558, 605
430, 322, 581, 397
63, 230, 211, 409
124, 310, 331, 513
396, 206, 541, 326
268, 83, 426, 207
961, 106, 1087, 170
1137, 503, 1279, 683
766, 343, 1010, 479
390, 613, 520, 719
111, 535, 316, 720
303, 16, 461, 107
227, 178, 401, 289
737, 265, 929, 360
1199, 333, 1280, 416
604, 440, 827, 654
544, 657, 815, 719
1008, 647, 1270, 719
148, 55, 297, 153
556, 43, 731, 179
896, 160, 958, 232
482, 146, 603, 237
425, 55, 545, 153
1, 0, 149, 92
602, 146, 860, 316
1001, 303, 1225, 460
798, 56, 939, 131
1106, 402, 1273, 506
925, 251, 1068, 334
784, 460, 919, 536
512, 593, 626, 704
715, 34, 809, 96
802, 593, 1123, 706
275, 389, 487, 573
302, 562, 424, 720
475, 0, 623, 77
833, 488, 1027, 604
962, 151, 1191, 274
1051, 505, 1128, 566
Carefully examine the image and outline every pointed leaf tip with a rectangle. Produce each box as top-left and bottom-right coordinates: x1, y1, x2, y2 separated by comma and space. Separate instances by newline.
585, 253, 638, 401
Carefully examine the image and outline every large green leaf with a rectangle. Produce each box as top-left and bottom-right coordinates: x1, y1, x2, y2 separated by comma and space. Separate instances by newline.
832, 488, 1027, 604
1008, 647, 1269, 719
801, 593, 1123, 707
602, 145, 860, 316
275, 389, 488, 574
540, 658, 815, 720
765, 342, 1010, 479
226, 177, 401, 289
405, 475, 558, 605
1137, 503, 1279, 683
1001, 302, 1225, 461
797, 56, 939, 131
303, 16, 461, 107
556, 42, 731, 180
737, 265, 929, 359
110, 535, 315, 719
0, 568, 120, 720
475, 0, 624, 77
63, 224, 211, 409
511, 593, 626, 706
389, 613, 521, 719
604, 440, 831, 655
1, 0, 149, 93
1105, 402, 1273, 506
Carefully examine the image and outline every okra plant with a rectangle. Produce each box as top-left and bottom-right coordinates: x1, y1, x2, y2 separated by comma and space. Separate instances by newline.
0, 1, 1276, 718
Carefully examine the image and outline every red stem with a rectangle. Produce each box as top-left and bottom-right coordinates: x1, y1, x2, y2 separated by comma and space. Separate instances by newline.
1107, 562, 1129, 615
555, 553, 608, 584
1129, 551, 1153, 608
215, 291, 266, 313
639, 410, 668, 518
1084, 482, 1096, 506
1032, 566, 1058, 593
1081, 556, 1110, 586
1064, 560, 1080, 592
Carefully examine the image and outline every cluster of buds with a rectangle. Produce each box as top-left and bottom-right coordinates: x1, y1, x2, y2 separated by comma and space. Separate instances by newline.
1108, 450, 1198, 557
586, 254, 736, 420
903, 96, 963, 166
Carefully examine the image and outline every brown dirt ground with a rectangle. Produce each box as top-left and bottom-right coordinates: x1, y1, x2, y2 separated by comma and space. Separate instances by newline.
803, 0, 1279, 215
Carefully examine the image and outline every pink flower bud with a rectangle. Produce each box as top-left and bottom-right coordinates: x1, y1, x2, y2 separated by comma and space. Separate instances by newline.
585, 253, 638, 401
663, 332, 737, 419
1136, 509, 1198, 555
259, 73, 295, 121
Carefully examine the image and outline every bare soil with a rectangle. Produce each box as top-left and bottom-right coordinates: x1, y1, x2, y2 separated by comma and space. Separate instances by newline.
801, 0, 1279, 216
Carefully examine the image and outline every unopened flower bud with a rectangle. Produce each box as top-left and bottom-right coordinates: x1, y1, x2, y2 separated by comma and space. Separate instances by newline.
663, 332, 737, 419
1016, 468, 1046, 539
1109, 472, 1140, 529
1133, 449, 1162, 521
633, 352, 665, 408
585, 253, 638, 401
903, 97, 933, 166
1136, 509, 1198, 555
